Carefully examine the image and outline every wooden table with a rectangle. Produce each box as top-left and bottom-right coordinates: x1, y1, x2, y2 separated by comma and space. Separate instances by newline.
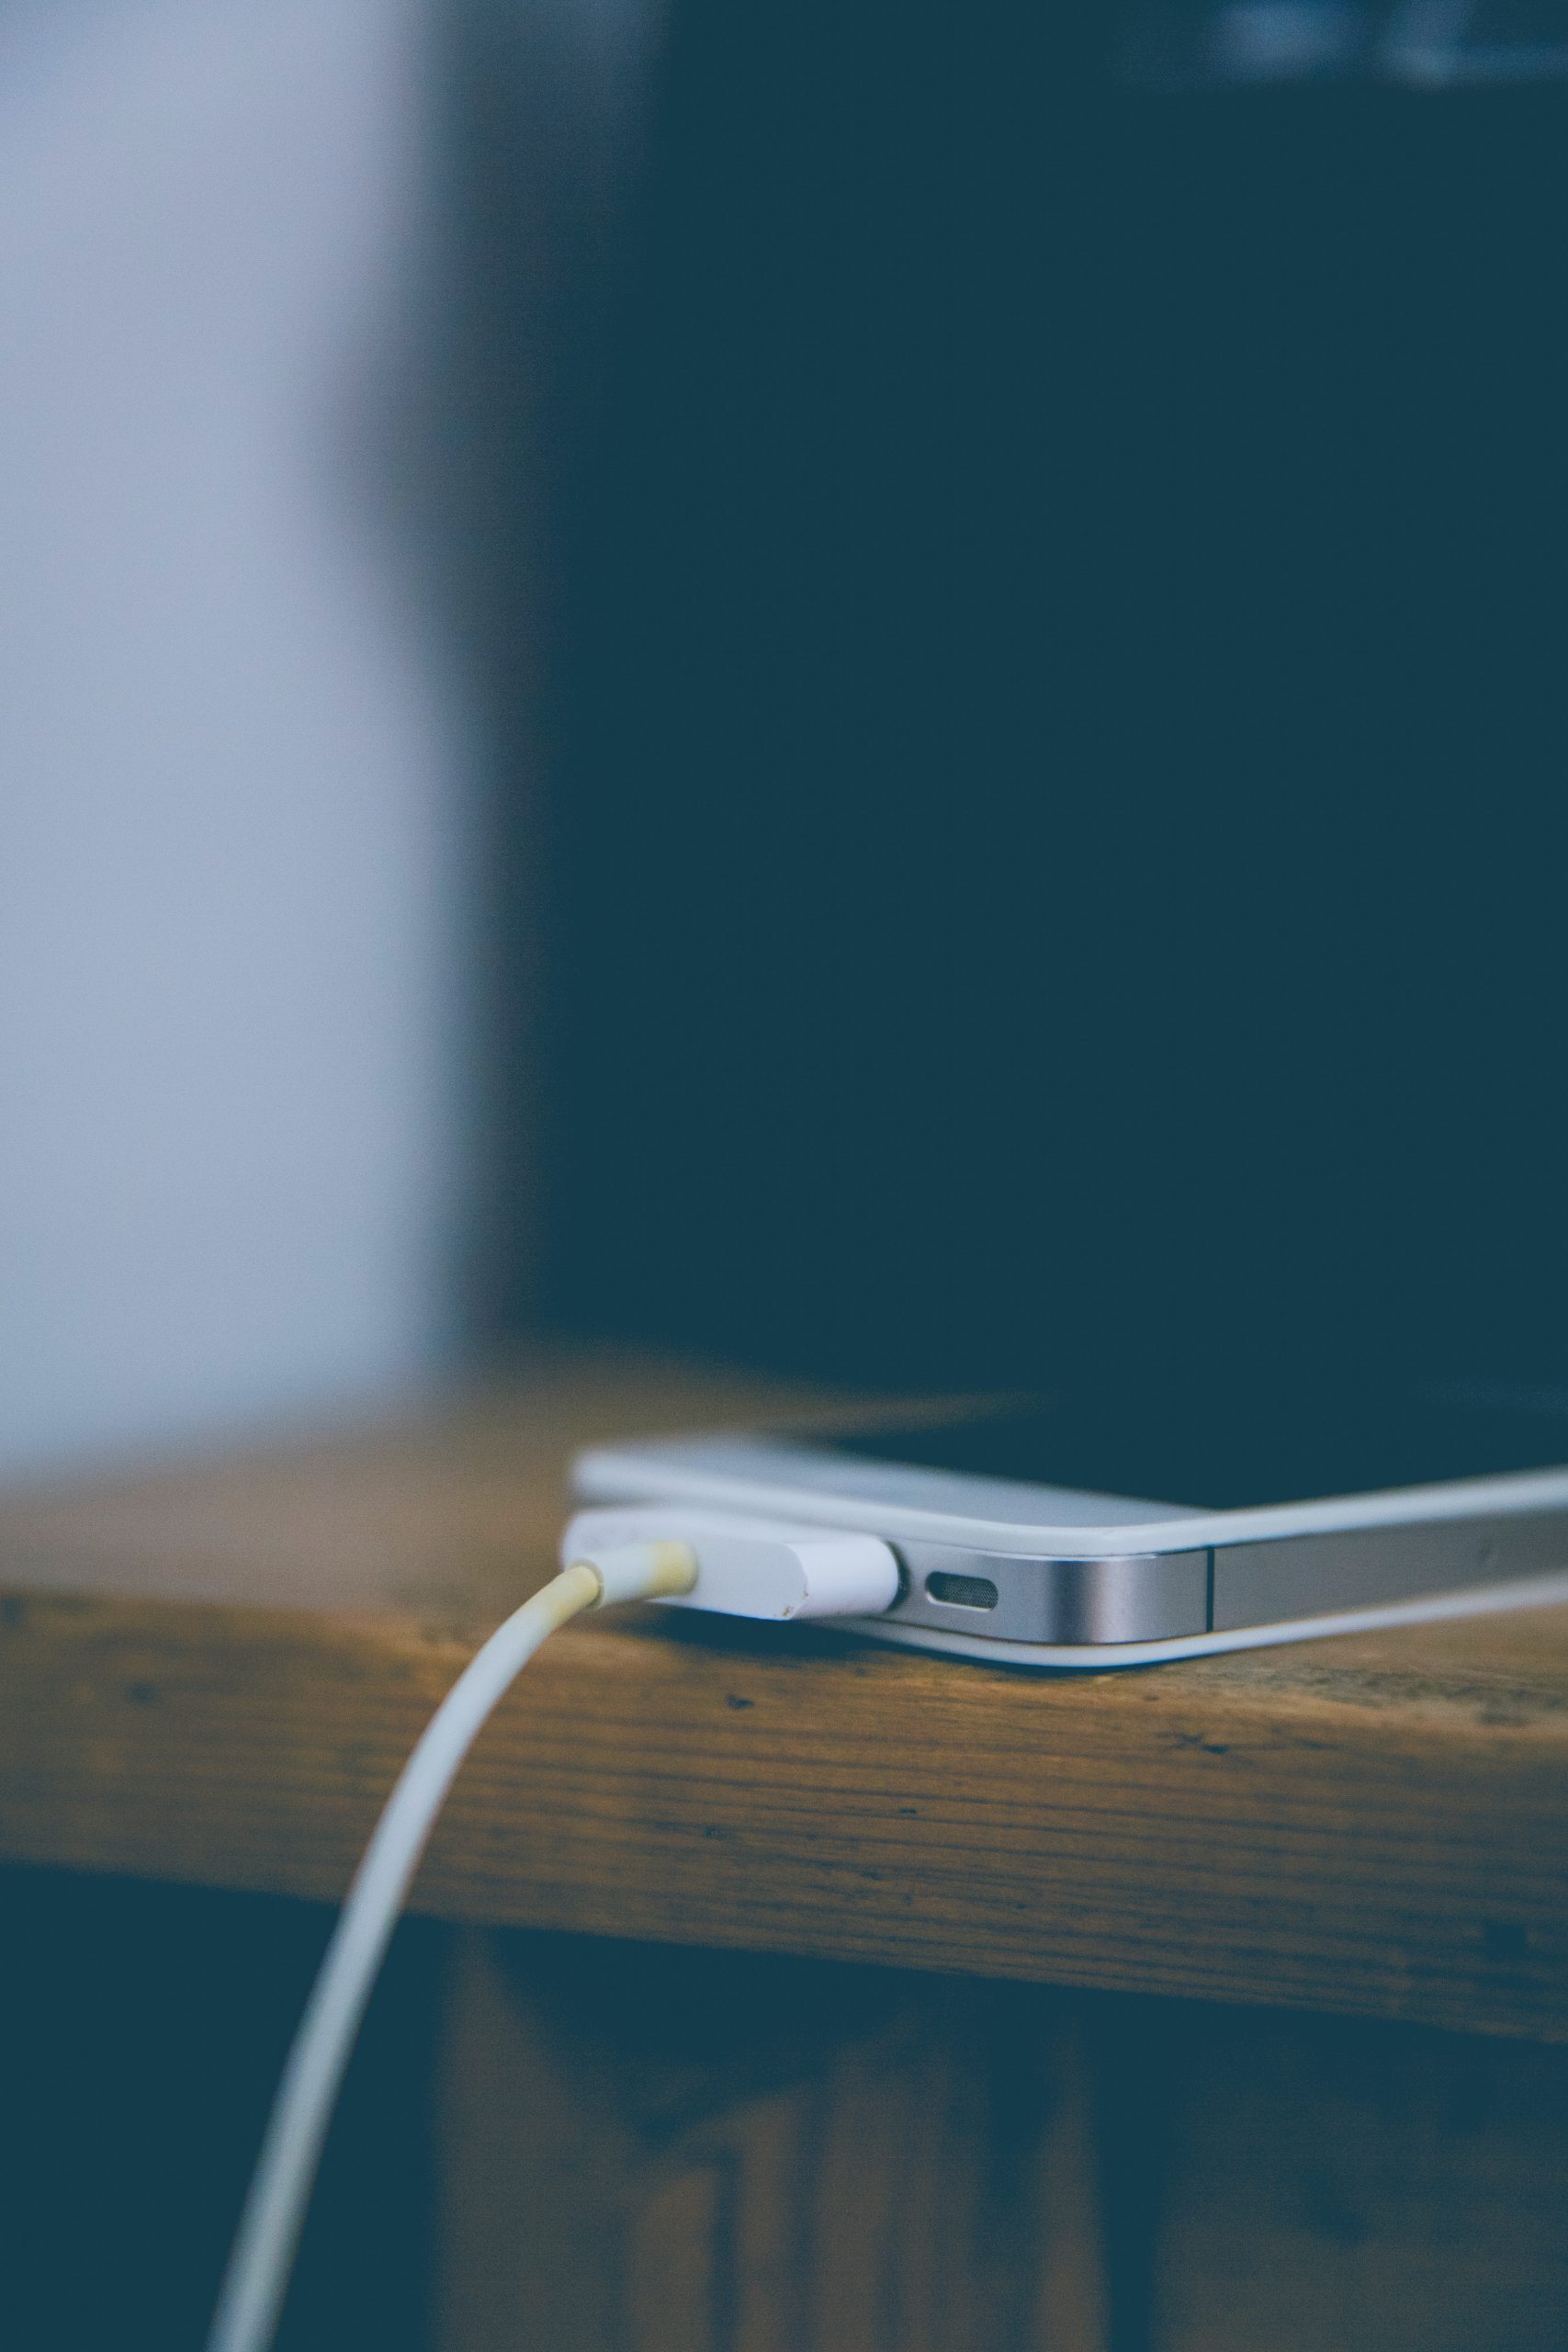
3, 1351, 1567, 2350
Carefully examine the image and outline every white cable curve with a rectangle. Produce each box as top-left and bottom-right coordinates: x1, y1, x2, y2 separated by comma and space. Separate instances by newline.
206, 1544, 694, 2352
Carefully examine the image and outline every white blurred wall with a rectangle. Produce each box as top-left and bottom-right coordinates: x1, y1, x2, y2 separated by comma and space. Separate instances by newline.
0, 0, 468, 1475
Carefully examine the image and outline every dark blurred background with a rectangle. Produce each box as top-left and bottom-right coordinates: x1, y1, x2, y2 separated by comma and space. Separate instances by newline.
530, 0, 1568, 1408
6, 0, 1565, 1477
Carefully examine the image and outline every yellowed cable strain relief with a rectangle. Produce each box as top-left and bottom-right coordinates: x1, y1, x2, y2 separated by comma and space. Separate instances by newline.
565, 1539, 700, 1608
642, 1538, 701, 1597
554, 1558, 608, 1610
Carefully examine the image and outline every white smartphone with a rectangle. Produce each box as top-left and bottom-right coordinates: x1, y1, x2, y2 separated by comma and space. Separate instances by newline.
567, 1379, 1568, 1667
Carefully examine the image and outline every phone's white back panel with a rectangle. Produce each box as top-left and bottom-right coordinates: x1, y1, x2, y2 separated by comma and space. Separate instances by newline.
575, 1433, 1568, 1555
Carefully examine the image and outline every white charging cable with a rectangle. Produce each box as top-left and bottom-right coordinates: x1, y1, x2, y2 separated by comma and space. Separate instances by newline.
205, 1539, 697, 2352
206, 1513, 900, 2352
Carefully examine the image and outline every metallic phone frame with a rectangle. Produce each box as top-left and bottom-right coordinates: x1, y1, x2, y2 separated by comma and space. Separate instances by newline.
571, 1427, 1568, 1667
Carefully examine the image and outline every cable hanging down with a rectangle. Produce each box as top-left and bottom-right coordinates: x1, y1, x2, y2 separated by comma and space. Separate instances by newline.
205, 1540, 698, 2352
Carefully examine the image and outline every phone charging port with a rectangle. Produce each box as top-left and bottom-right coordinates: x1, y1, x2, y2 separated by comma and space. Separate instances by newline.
924, 1570, 999, 1611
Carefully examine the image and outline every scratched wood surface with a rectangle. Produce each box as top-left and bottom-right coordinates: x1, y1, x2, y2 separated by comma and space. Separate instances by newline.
2, 1350, 1566, 2043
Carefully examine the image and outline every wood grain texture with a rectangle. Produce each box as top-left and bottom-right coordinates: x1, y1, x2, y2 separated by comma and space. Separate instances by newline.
2, 1350, 1567, 2042
434, 1930, 1568, 2352
436, 1929, 1108, 2352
